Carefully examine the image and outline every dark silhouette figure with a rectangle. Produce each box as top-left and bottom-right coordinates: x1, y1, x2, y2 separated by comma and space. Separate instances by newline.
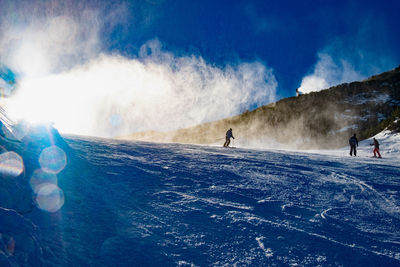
371, 138, 382, 158
223, 128, 234, 147
349, 133, 358, 156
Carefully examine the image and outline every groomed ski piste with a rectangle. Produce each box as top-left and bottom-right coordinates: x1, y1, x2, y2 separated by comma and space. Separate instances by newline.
1, 121, 400, 266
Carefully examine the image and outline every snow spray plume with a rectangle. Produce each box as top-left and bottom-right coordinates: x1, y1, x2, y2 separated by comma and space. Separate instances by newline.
2, 38, 277, 137
0, 1, 106, 77
298, 22, 397, 95
0, 2, 278, 137
298, 53, 364, 94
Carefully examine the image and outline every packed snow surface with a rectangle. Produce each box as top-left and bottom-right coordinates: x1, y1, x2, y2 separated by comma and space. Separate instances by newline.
2, 133, 400, 266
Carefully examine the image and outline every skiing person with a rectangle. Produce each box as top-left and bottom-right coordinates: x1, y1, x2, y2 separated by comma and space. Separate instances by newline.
370, 138, 382, 158
223, 128, 234, 147
349, 133, 358, 156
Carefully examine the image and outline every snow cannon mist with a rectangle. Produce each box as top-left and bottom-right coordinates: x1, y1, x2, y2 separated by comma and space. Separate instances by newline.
0, 1, 103, 78
0, 2, 277, 138
2, 40, 277, 138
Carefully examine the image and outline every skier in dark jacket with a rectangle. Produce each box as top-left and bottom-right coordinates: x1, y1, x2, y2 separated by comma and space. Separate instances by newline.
223, 128, 234, 147
370, 138, 382, 158
349, 133, 358, 156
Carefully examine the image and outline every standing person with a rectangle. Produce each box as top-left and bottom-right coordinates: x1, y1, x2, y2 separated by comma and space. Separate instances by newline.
349, 133, 358, 156
223, 128, 234, 147
371, 138, 382, 158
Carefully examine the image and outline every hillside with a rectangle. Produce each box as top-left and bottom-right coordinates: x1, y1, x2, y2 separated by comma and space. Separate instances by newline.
120, 66, 400, 149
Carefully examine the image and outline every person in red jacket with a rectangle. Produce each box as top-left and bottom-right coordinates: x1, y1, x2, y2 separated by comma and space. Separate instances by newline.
371, 138, 382, 158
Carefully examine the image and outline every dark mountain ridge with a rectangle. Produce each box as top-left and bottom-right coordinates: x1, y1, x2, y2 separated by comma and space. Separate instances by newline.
121, 66, 400, 149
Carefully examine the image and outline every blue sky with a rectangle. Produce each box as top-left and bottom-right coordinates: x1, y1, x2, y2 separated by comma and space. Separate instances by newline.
0, 0, 399, 136
102, 0, 400, 97
2, 0, 399, 98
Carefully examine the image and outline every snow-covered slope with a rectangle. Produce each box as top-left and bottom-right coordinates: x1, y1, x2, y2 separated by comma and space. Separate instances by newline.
368, 130, 400, 157
303, 130, 400, 161
1, 129, 400, 266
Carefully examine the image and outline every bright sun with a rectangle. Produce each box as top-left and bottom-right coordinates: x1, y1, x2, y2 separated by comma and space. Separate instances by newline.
3, 75, 85, 135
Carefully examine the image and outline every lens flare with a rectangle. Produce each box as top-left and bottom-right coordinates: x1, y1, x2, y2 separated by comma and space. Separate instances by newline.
39, 146, 67, 174
0, 234, 15, 255
35, 183, 64, 212
30, 169, 58, 193
6, 236, 15, 255
0, 151, 24, 177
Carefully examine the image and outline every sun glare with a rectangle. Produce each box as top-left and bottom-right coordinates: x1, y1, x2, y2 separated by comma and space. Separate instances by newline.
3, 75, 82, 134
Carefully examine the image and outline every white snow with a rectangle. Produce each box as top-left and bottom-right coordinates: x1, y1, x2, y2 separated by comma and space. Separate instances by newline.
1, 127, 400, 266
230, 129, 400, 162
320, 130, 400, 160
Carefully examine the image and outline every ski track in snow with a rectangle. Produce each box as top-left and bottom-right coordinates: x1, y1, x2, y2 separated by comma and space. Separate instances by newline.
2, 135, 400, 266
